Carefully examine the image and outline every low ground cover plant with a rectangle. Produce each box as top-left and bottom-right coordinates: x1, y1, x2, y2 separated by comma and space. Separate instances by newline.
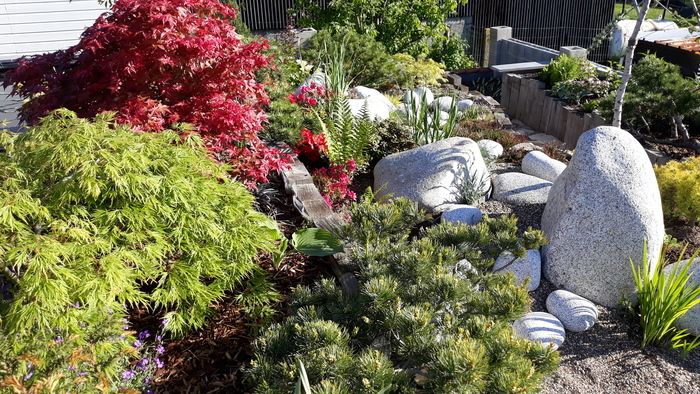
540, 55, 596, 88
249, 194, 558, 393
0, 110, 281, 390
655, 156, 700, 223
4, 0, 289, 187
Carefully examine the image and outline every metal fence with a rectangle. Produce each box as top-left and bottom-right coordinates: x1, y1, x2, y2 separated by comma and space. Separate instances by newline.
470, 0, 616, 63
238, 0, 616, 62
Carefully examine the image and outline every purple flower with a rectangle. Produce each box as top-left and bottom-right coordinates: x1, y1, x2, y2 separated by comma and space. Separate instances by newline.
77, 372, 88, 377
138, 330, 151, 340
23, 371, 33, 381
137, 358, 149, 370
54, 336, 64, 344
155, 358, 164, 369
133, 340, 143, 349
156, 345, 165, 355
156, 335, 163, 342
122, 370, 136, 381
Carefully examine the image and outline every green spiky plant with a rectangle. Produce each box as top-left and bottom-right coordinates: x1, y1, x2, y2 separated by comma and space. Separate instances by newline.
248, 192, 558, 393
0, 109, 281, 390
631, 244, 700, 353
404, 93, 460, 145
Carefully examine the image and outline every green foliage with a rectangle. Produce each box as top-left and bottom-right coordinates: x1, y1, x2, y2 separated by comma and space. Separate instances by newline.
404, 93, 460, 144
428, 35, 478, 71
0, 110, 280, 390
368, 118, 418, 162
655, 157, 700, 223
540, 55, 595, 88
598, 54, 700, 137
304, 27, 394, 88
386, 53, 446, 89
631, 245, 700, 353
249, 194, 559, 393
551, 77, 615, 106
293, 0, 469, 61
291, 228, 344, 257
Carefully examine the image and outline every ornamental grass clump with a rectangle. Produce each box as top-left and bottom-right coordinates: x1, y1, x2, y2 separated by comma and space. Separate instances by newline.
0, 110, 280, 391
249, 193, 558, 393
631, 245, 700, 353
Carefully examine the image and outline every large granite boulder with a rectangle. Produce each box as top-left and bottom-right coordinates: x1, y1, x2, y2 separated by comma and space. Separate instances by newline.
374, 137, 490, 212
521, 151, 567, 183
348, 96, 394, 121
492, 173, 552, 205
542, 126, 665, 307
663, 257, 700, 336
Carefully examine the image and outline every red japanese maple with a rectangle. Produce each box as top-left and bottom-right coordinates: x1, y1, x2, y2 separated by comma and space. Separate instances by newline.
3, 0, 289, 187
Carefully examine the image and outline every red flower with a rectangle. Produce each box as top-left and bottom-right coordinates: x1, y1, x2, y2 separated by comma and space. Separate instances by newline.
306, 97, 318, 106
312, 160, 357, 208
4, 0, 290, 187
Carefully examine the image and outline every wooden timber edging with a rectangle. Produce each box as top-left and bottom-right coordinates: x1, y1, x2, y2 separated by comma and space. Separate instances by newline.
276, 143, 359, 296
500, 73, 608, 149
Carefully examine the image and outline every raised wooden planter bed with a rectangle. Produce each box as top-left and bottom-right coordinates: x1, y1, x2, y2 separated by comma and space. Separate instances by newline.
500, 73, 608, 149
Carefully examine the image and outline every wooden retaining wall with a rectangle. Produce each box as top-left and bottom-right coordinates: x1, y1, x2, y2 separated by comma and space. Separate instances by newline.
500, 73, 608, 149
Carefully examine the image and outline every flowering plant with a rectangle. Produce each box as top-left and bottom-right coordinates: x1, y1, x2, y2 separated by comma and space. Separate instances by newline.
312, 160, 358, 207
3, 0, 289, 187
289, 83, 326, 108
294, 128, 328, 163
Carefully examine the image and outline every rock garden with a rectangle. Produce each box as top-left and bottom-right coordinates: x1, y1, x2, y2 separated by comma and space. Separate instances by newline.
0, 1, 699, 393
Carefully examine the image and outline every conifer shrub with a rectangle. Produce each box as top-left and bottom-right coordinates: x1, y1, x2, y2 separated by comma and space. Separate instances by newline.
0, 110, 280, 390
3, 0, 289, 187
249, 194, 558, 393
655, 157, 700, 223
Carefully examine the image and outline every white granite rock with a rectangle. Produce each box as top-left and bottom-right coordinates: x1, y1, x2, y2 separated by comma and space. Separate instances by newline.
403, 86, 434, 106
542, 126, 665, 307
663, 257, 700, 336
348, 96, 393, 121
513, 312, 566, 350
492, 173, 552, 205
546, 290, 599, 332
478, 139, 504, 160
521, 151, 567, 183
441, 204, 483, 225
351, 86, 396, 112
457, 99, 475, 111
433, 96, 456, 112
493, 250, 541, 291
453, 259, 478, 280
374, 137, 490, 212
511, 142, 541, 155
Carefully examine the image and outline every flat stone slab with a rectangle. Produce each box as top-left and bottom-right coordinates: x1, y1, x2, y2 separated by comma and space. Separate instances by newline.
513, 312, 566, 350
529, 133, 562, 145
492, 172, 552, 205
546, 290, 598, 332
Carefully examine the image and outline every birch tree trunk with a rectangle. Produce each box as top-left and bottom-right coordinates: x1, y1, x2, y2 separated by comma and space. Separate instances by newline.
690, 0, 700, 26
612, 0, 653, 128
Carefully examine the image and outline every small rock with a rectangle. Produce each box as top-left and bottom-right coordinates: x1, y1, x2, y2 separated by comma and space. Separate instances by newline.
521, 151, 567, 183
404, 87, 434, 106
374, 137, 490, 212
511, 142, 541, 155
512, 312, 566, 350
433, 96, 457, 112
438, 111, 450, 126
441, 204, 483, 225
493, 250, 541, 291
492, 173, 552, 205
453, 259, 478, 280
662, 258, 700, 336
529, 133, 562, 145
546, 290, 598, 332
478, 139, 504, 159
457, 99, 475, 111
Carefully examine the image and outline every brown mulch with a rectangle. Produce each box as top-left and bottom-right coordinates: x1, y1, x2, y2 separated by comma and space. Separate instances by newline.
665, 218, 700, 262
127, 177, 332, 394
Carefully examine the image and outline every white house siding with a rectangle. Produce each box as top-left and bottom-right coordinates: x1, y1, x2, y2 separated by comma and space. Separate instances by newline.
0, 0, 107, 62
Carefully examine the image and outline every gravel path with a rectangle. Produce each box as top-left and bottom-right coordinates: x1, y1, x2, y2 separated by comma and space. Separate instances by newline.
532, 280, 700, 394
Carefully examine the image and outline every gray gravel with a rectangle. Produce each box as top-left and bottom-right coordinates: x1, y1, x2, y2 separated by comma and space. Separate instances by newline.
532, 279, 700, 394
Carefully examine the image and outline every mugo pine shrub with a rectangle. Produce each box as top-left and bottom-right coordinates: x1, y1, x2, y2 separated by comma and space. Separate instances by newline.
249, 194, 558, 393
0, 110, 280, 390
3, 0, 289, 187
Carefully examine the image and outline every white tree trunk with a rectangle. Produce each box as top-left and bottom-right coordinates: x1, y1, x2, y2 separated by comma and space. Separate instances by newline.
690, 0, 700, 26
612, 0, 653, 128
